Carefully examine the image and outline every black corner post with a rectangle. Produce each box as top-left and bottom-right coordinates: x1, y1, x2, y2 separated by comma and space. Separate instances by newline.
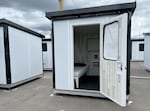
51, 21, 55, 88
3, 25, 11, 84
126, 12, 132, 95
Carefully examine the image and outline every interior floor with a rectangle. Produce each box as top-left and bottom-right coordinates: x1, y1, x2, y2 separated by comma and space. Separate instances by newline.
77, 75, 99, 91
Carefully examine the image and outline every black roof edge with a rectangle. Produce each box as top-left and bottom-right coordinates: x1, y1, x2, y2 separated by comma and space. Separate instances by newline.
42, 38, 51, 41
46, 2, 136, 20
143, 33, 150, 36
0, 19, 45, 38
131, 38, 144, 41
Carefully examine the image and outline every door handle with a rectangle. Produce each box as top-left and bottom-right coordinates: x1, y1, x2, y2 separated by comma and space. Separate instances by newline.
117, 61, 123, 71
120, 64, 123, 71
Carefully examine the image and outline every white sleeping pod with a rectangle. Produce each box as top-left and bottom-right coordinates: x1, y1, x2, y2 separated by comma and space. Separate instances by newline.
46, 2, 136, 107
0, 19, 44, 88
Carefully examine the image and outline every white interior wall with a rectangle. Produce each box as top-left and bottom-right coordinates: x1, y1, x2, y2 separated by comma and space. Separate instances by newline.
74, 25, 99, 76
54, 15, 116, 90
131, 41, 144, 61
0, 27, 7, 84
43, 41, 52, 70
144, 36, 150, 70
8, 26, 43, 83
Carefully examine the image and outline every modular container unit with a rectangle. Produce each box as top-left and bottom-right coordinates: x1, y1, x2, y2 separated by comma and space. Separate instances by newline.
42, 38, 53, 70
143, 33, 150, 71
0, 19, 44, 88
131, 39, 144, 61
46, 2, 136, 107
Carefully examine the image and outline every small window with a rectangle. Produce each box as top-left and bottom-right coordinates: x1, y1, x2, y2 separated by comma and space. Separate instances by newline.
103, 22, 119, 60
139, 43, 144, 51
42, 43, 47, 51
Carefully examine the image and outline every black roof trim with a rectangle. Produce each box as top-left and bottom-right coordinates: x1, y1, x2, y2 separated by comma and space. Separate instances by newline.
0, 19, 45, 38
42, 38, 52, 41
131, 39, 144, 41
143, 33, 150, 36
46, 2, 136, 20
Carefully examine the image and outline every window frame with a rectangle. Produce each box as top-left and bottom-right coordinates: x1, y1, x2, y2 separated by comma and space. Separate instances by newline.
139, 43, 144, 51
42, 43, 48, 52
103, 21, 119, 61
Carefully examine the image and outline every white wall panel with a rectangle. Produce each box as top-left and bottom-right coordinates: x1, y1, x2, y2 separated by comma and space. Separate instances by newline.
9, 27, 30, 83
144, 36, 150, 70
131, 41, 144, 61
29, 36, 43, 76
43, 41, 52, 70
0, 27, 6, 84
54, 21, 73, 90
8, 27, 43, 83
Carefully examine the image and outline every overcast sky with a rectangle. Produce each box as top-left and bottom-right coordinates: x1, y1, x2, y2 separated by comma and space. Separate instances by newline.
0, 0, 150, 38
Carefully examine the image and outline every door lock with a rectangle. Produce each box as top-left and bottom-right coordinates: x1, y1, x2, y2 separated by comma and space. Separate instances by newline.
117, 61, 123, 71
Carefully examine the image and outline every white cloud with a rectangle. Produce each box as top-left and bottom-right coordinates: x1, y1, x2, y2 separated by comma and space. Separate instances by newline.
65, 0, 135, 8
0, 7, 51, 36
131, 0, 150, 37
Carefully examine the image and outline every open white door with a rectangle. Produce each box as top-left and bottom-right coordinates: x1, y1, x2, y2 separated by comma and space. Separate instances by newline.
100, 13, 128, 107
